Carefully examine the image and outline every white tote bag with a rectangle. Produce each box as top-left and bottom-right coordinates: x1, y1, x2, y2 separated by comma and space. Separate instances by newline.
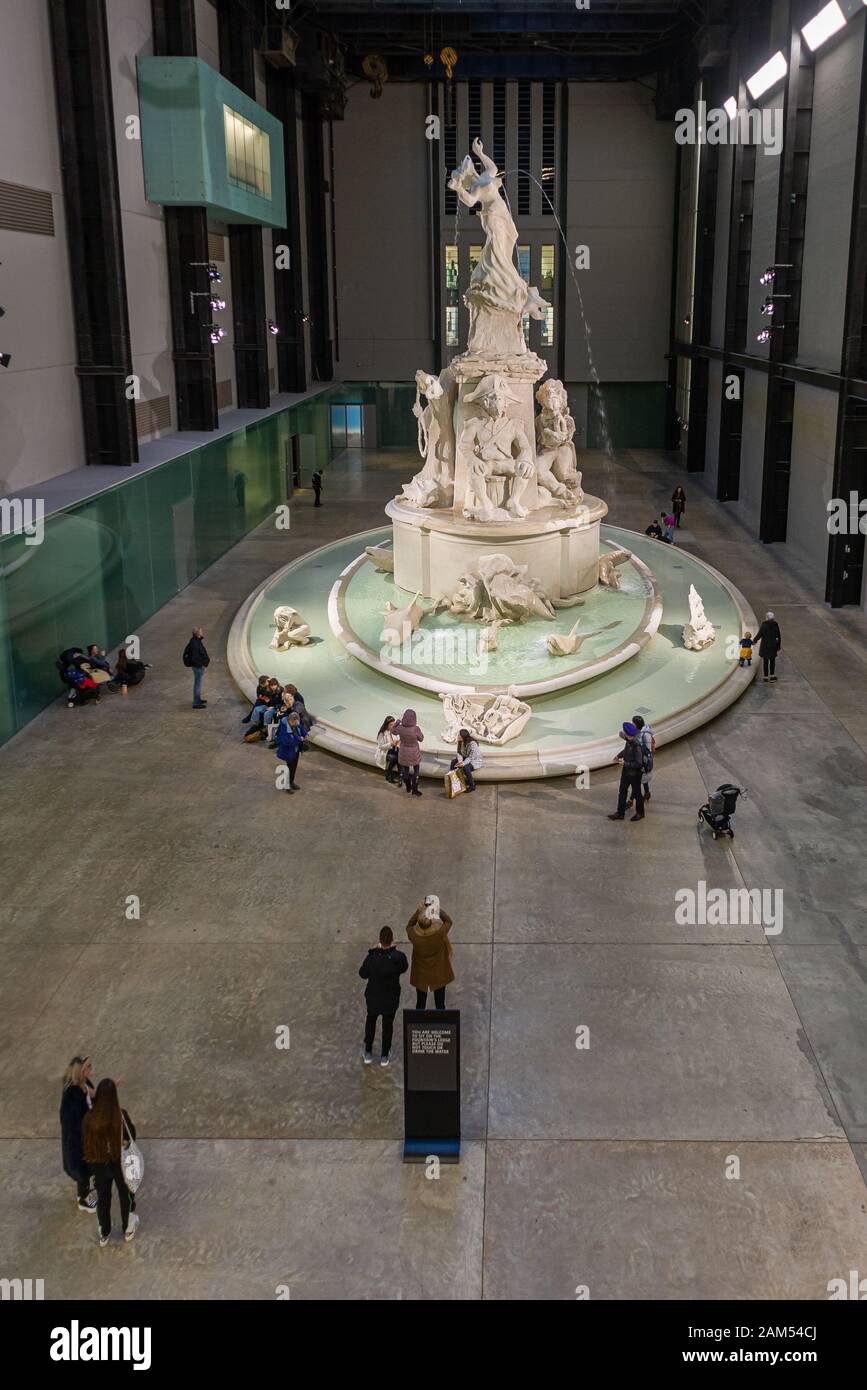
121, 1113, 144, 1193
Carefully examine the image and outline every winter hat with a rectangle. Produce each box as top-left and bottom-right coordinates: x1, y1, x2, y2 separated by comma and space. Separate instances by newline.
621, 721, 638, 739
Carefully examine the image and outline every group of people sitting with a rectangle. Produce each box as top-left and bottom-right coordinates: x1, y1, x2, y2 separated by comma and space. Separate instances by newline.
57, 645, 149, 707
242, 677, 313, 746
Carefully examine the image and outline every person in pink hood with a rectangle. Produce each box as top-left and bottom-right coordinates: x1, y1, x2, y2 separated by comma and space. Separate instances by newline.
392, 708, 424, 796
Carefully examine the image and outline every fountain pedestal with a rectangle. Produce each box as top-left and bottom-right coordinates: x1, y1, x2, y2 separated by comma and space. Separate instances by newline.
386, 494, 608, 602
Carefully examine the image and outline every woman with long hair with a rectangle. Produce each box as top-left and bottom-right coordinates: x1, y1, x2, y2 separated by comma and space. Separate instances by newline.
82, 1079, 139, 1247
60, 1055, 96, 1212
376, 715, 400, 784
671, 485, 686, 528
449, 728, 482, 793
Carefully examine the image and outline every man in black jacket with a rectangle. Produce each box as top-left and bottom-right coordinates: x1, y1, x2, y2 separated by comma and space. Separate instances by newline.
608, 721, 646, 822
182, 628, 210, 709
358, 926, 408, 1067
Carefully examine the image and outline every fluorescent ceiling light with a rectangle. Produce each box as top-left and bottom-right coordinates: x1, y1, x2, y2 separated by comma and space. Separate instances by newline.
746, 51, 787, 100
723, 96, 737, 119
802, 1, 846, 52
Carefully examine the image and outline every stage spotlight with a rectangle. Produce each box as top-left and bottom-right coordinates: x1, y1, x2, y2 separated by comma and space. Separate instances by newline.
723, 96, 738, 120
210, 297, 226, 312
761, 299, 775, 317
207, 263, 222, 283
802, 2, 846, 52
209, 326, 227, 345
757, 328, 771, 344
267, 320, 280, 336
0, 352, 11, 368
759, 267, 776, 286
746, 51, 787, 100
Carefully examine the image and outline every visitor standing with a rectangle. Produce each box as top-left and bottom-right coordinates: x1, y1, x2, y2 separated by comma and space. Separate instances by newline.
406, 896, 454, 1009
358, 926, 408, 1067
82, 1079, 139, 1247
754, 612, 782, 682
393, 708, 424, 796
629, 714, 654, 809
449, 728, 482, 792
672, 486, 686, 528
608, 722, 645, 822
275, 711, 304, 792
659, 512, 673, 543
182, 628, 209, 709
312, 470, 323, 507
60, 1055, 97, 1212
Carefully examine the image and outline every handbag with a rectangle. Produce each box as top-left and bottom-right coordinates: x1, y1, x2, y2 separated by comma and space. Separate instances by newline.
445, 768, 466, 798
121, 1113, 144, 1193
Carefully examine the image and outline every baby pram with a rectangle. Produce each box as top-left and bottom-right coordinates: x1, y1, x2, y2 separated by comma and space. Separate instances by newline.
698, 784, 744, 839
57, 650, 100, 707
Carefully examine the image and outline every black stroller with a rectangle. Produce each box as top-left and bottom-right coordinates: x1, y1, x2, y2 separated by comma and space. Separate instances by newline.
698, 784, 744, 839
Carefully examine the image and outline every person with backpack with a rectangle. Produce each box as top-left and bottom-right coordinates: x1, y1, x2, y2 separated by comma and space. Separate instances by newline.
608, 721, 646, 822
81, 1079, 140, 1247
182, 628, 210, 709
358, 925, 408, 1067
60, 1055, 97, 1212
628, 714, 654, 809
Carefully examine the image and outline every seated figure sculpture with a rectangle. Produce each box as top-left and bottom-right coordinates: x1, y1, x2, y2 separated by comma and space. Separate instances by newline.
458, 375, 535, 521
271, 605, 312, 651
534, 380, 584, 504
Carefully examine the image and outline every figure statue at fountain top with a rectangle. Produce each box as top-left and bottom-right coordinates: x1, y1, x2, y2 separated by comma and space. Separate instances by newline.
449, 139, 545, 358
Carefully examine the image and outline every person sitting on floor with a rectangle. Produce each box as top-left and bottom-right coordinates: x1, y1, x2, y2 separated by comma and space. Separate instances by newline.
242, 677, 271, 725
114, 647, 148, 692
243, 678, 283, 742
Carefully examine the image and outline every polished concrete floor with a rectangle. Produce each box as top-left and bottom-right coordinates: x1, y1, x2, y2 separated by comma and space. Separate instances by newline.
2, 444, 867, 1300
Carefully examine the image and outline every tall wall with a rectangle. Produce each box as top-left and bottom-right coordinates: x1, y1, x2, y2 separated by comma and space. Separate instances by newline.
331, 83, 435, 380
107, 0, 176, 440
0, 0, 304, 489
0, 0, 85, 492
565, 83, 676, 385
677, 8, 866, 607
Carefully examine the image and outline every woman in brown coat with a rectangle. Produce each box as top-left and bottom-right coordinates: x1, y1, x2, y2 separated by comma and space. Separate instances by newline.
406, 895, 454, 1009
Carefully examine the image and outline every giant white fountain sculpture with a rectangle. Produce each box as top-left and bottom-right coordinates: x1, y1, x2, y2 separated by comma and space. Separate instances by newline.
386, 138, 608, 606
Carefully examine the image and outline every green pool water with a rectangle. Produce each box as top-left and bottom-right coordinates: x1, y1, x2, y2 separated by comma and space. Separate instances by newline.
246, 525, 747, 756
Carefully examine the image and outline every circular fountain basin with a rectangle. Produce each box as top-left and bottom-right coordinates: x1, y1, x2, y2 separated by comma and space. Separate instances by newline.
328, 538, 662, 698
228, 524, 758, 781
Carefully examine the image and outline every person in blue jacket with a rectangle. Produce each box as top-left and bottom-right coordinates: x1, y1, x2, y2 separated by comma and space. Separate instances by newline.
275, 710, 305, 792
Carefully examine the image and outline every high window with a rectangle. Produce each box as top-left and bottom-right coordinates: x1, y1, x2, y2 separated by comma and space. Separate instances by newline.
224, 106, 272, 199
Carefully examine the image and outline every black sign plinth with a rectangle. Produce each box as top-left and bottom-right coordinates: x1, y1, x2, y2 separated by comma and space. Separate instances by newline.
402, 1009, 461, 1163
